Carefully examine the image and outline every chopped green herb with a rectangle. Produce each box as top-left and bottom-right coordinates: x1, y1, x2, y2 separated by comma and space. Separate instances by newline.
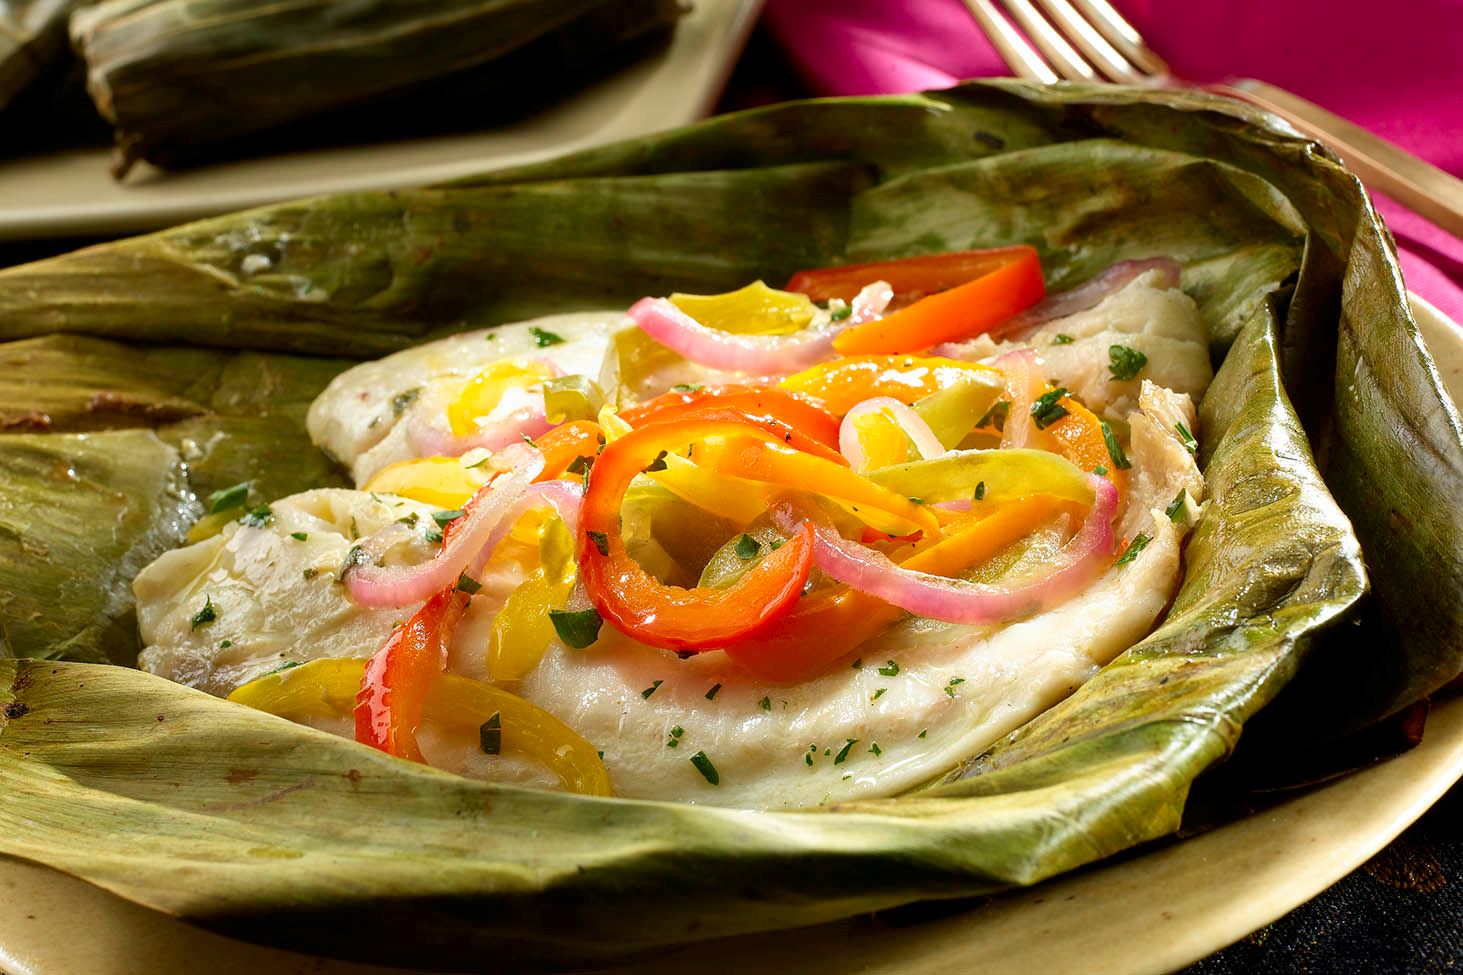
424, 529, 443, 545
1108, 344, 1148, 381
666, 725, 684, 748
944, 676, 966, 698
977, 400, 1011, 432
827, 303, 853, 322
548, 608, 603, 649
871, 688, 887, 701
219, 640, 233, 649
431, 508, 465, 527
670, 383, 704, 392
266, 660, 299, 676
1030, 388, 1070, 429
974, 481, 986, 501
289, 531, 308, 541
669, 725, 684, 738
396, 511, 420, 527
1100, 420, 1132, 470
338, 544, 367, 580
734, 534, 761, 559
869, 742, 883, 756
302, 568, 318, 580
704, 683, 722, 701
478, 712, 501, 755
909, 496, 925, 505
877, 660, 900, 677
759, 696, 771, 711
1093, 465, 1108, 477
1165, 492, 1188, 522
566, 454, 594, 479
689, 751, 719, 785
520, 434, 537, 448
240, 504, 273, 528
530, 326, 566, 348
586, 530, 609, 557
1175, 421, 1199, 455
464, 454, 491, 469
207, 482, 249, 514
190, 595, 216, 630
456, 573, 482, 595
390, 388, 420, 416
645, 450, 669, 472
833, 738, 858, 765
640, 680, 663, 700
851, 658, 863, 670
918, 728, 928, 739
1052, 333, 1075, 345
769, 537, 786, 551
1116, 533, 1151, 566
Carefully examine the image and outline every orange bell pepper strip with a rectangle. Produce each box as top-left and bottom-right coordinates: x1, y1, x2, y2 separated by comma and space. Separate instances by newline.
831, 247, 1045, 355
1046, 396, 1128, 498
619, 384, 841, 450
533, 419, 602, 480
786, 246, 1043, 308
579, 415, 817, 652
779, 355, 1002, 417
354, 585, 469, 762
726, 495, 1070, 681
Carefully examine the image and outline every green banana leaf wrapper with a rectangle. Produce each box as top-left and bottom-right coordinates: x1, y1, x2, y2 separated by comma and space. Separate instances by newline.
0, 0, 92, 112
0, 82, 1459, 968
70, 0, 684, 176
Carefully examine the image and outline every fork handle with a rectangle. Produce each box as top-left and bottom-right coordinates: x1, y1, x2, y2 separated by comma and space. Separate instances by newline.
1213, 80, 1463, 240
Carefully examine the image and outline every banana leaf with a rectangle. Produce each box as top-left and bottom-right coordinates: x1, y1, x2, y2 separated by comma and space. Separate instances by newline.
0, 0, 91, 112
69, 0, 684, 176
0, 82, 1459, 968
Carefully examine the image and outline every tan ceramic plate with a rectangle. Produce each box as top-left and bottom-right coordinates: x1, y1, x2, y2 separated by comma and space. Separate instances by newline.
0, 0, 762, 241
0, 297, 1459, 974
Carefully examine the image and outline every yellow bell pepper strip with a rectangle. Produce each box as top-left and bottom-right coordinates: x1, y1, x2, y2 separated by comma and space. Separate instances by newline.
365, 455, 493, 509
831, 248, 1046, 355
354, 585, 467, 763
669, 281, 818, 335
726, 494, 1072, 681
779, 355, 1003, 417
446, 359, 557, 437
786, 246, 1043, 309
533, 419, 602, 481
579, 414, 817, 651
619, 384, 842, 452
487, 515, 576, 681
228, 658, 611, 796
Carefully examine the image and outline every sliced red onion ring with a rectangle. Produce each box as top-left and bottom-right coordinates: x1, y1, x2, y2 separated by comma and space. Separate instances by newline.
345, 452, 543, 608
839, 396, 946, 471
993, 347, 1046, 451
774, 474, 1118, 625
468, 479, 585, 578
626, 282, 892, 374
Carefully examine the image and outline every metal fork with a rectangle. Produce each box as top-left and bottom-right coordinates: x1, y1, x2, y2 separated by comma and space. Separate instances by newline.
964, 0, 1463, 238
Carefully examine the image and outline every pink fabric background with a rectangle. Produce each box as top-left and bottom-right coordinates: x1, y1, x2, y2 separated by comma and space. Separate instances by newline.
763, 0, 1463, 327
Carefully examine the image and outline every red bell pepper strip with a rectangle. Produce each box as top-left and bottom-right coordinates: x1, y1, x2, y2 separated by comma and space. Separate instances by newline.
355, 585, 469, 761
786, 246, 1041, 308
579, 415, 816, 651
619, 384, 841, 451
831, 247, 1046, 355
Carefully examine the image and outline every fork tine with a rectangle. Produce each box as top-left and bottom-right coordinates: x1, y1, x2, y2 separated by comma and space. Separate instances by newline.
998, 0, 1097, 82
1065, 0, 1170, 77
962, 0, 1059, 84
1028, 0, 1144, 82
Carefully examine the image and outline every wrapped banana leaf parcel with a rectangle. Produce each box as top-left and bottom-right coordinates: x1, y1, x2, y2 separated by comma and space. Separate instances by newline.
69, 0, 685, 176
0, 82, 1459, 968
0, 0, 92, 113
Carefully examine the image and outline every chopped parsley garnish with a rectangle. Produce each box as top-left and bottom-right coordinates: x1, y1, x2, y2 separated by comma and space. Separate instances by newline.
877, 660, 900, 677
871, 688, 887, 701
805, 747, 815, 767
240, 504, 273, 528
1093, 465, 1108, 477
1116, 533, 1151, 566
1100, 420, 1132, 470
390, 388, 420, 417
670, 383, 703, 393
478, 712, 502, 755
851, 658, 863, 670
266, 660, 299, 676
396, 511, 420, 527
666, 725, 685, 748
705, 683, 722, 701
289, 531, 308, 541
833, 738, 859, 765
1165, 492, 1188, 522
1030, 388, 1070, 429
207, 482, 249, 514
909, 496, 925, 505
759, 695, 771, 711
464, 454, 491, 469
734, 534, 761, 559
641, 680, 664, 700
548, 607, 603, 649
586, 530, 609, 557
566, 454, 594, 479
1052, 333, 1075, 345
338, 544, 367, 580
302, 568, 318, 580
977, 400, 1011, 433
431, 508, 465, 527
219, 640, 233, 649
690, 751, 720, 785
869, 742, 883, 756
974, 481, 986, 501
918, 728, 928, 739
1175, 421, 1199, 455
1108, 344, 1148, 381
424, 529, 443, 545
456, 573, 481, 595
530, 326, 566, 348
828, 304, 853, 322
645, 450, 669, 472
520, 434, 537, 448
944, 676, 966, 699
190, 595, 216, 630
